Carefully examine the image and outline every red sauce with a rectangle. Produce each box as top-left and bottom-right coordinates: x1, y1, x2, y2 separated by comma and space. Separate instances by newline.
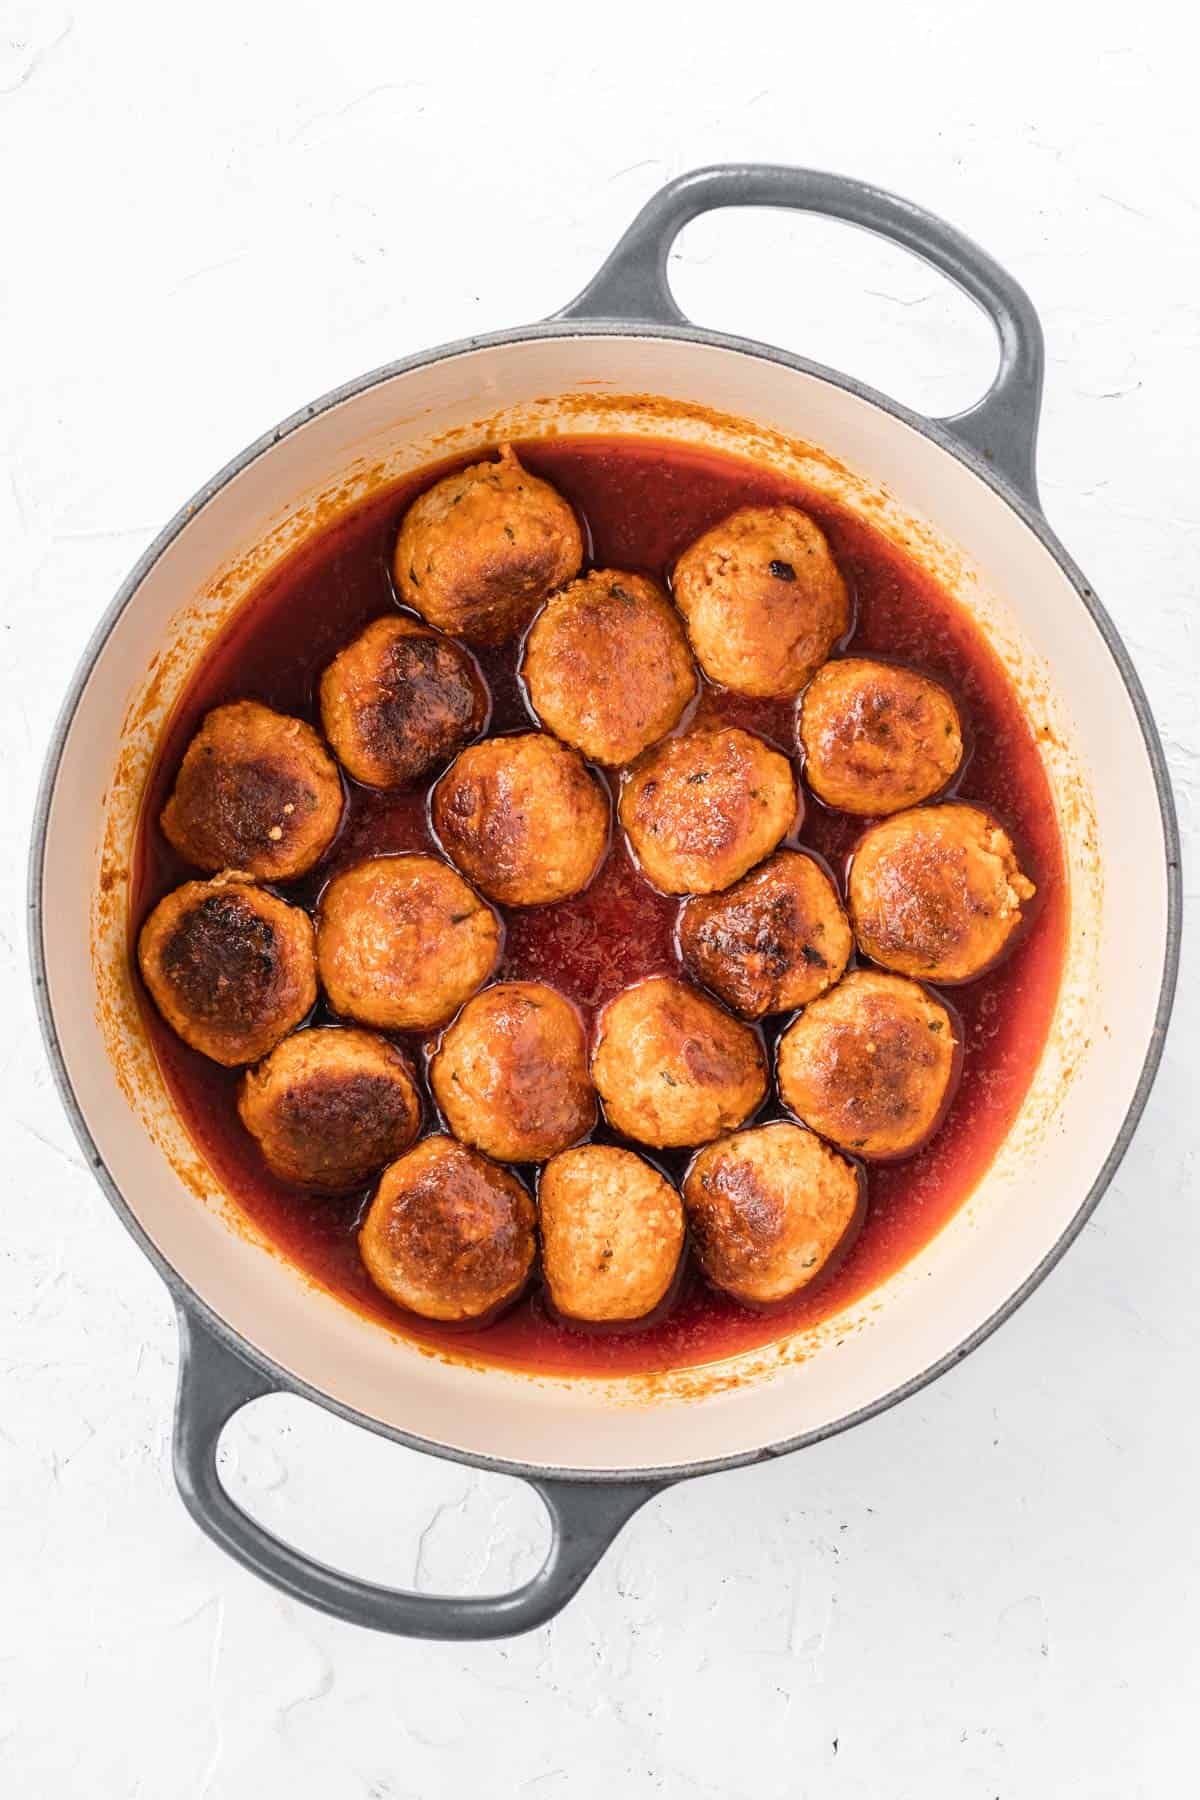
130, 438, 1067, 1376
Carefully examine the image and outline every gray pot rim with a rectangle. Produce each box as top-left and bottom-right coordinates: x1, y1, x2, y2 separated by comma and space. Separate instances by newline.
27, 312, 1183, 1488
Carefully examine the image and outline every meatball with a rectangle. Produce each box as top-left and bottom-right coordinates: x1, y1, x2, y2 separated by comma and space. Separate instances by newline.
138, 872, 316, 1066
160, 700, 343, 880
430, 981, 595, 1162
432, 732, 609, 907
849, 803, 1035, 984
799, 657, 963, 815
591, 975, 766, 1149
619, 726, 798, 895
522, 569, 697, 765
393, 445, 583, 645
359, 1135, 536, 1322
777, 970, 958, 1158
539, 1146, 684, 1323
671, 505, 850, 697
316, 854, 500, 1029
683, 1122, 861, 1306
319, 615, 487, 788
678, 850, 852, 1019
238, 1027, 421, 1188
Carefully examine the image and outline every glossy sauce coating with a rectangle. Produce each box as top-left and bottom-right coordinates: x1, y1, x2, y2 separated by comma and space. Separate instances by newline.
130, 437, 1067, 1377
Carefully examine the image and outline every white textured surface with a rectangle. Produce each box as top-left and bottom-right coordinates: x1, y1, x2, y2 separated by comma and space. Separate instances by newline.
2, 2, 1196, 1793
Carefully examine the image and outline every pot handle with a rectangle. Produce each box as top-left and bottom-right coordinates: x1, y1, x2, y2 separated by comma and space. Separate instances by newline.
555, 163, 1045, 505
171, 1305, 661, 1639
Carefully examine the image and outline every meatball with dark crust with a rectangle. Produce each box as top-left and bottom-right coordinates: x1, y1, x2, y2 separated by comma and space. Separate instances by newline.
799, 657, 963, 815
619, 726, 798, 895
539, 1146, 684, 1323
679, 849, 852, 1019
317, 853, 500, 1030
138, 872, 316, 1066
394, 445, 583, 645
238, 1027, 421, 1188
160, 700, 343, 880
359, 1135, 536, 1322
432, 732, 609, 907
684, 1122, 861, 1306
319, 615, 487, 789
671, 504, 850, 697
777, 970, 958, 1159
522, 569, 697, 765
591, 975, 766, 1149
430, 981, 596, 1163
849, 803, 1035, 984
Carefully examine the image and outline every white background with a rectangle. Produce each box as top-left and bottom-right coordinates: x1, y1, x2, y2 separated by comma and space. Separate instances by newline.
2, 2, 1197, 1794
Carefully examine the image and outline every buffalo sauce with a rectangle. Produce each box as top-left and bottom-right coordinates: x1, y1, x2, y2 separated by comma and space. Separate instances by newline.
130, 437, 1067, 1376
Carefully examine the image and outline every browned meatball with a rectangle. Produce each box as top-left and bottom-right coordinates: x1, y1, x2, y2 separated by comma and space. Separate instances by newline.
316, 854, 500, 1029
430, 981, 595, 1162
160, 701, 343, 880
679, 849, 852, 1019
359, 1136, 536, 1322
671, 505, 850, 697
799, 658, 963, 815
849, 803, 1035, 984
393, 445, 583, 645
619, 726, 798, 895
522, 570, 697, 765
432, 732, 609, 907
684, 1123, 861, 1306
539, 1146, 684, 1323
777, 970, 958, 1158
138, 872, 316, 1066
319, 615, 487, 788
238, 1027, 421, 1188
591, 975, 766, 1149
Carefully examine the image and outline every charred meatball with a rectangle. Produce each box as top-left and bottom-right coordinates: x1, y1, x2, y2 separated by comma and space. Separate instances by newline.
591, 975, 766, 1149
671, 505, 850, 697
684, 1122, 861, 1306
777, 970, 958, 1158
319, 615, 487, 788
432, 732, 609, 907
316, 853, 500, 1029
539, 1146, 684, 1323
849, 802, 1035, 984
160, 700, 343, 880
360, 1136, 536, 1322
800, 657, 963, 815
393, 445, 583, 645
619, 726, 798, 895
679, 849, 852, 1019
238, 1027, 421, 1188
430, 981, 595, 1162
522, 569, 696, 765
138, 872, 316, 1066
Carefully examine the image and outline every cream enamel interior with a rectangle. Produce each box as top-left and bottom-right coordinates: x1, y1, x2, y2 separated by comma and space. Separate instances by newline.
41, 334, 1164, 1472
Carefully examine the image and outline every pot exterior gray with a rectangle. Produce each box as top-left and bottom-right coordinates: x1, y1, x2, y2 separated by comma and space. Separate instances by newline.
29, 165, 1181, 1638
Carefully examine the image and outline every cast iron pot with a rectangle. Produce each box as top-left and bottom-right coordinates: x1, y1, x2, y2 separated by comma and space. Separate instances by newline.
30, 165, 1180, 1639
